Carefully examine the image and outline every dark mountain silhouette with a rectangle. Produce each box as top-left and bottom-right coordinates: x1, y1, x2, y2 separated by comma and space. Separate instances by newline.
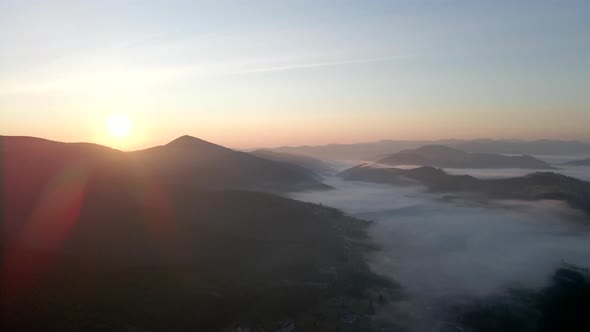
0, 135, 329, 233
1, 135, 388, 330
250, 149, 334, 177
565, 157, 590, 166
269, 139, 590, 161
377, 145, 554, 169
131, 135, 330, 191
450, 265, 590, 332
340, 164, 590, 215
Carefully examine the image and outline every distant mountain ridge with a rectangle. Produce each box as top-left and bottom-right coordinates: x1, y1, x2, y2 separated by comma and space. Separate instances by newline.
250, 149, 334, 177
340, 164, 590, 215
565, 157, 590, 166
377, 145, 554, 169
455, 139, 590, 155
269, 139, 590, 160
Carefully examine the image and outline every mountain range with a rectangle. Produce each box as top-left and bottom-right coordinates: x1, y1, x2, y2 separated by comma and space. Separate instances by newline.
2, 134, 589, 330
270, 139, 590, 161
565, 157, 590, 166
340, 164, 590, 215
1, 135, 329, 195
249, 149, 334, 177
377, 145, 554, 169
1, 135, 391, 331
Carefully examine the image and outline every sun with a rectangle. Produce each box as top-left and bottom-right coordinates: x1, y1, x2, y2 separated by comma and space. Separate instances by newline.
106, 114, 132, 139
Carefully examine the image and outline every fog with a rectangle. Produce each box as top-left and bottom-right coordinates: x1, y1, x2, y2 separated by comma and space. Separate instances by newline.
362, 164, 590, 182
444, 165, 590, 181
291, 178, 590, 331
327, 154, 590, 181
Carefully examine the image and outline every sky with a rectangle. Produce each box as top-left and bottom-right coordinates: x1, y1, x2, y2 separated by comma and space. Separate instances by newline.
1, 0, 589, 150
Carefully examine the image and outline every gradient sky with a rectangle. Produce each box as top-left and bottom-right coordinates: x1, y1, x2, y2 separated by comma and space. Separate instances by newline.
1, 0, 589, 150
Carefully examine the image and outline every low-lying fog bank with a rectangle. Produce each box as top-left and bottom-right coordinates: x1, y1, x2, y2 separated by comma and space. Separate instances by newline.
291, 178, 590, 331
327, 154, 590, 181
444, 165, 590, 181
362, 163, 590, 182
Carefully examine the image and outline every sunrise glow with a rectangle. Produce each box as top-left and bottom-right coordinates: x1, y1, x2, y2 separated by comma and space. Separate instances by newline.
106, 114, 132, 140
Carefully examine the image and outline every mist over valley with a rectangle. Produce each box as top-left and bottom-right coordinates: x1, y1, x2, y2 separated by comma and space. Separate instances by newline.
2, 1, 590, 330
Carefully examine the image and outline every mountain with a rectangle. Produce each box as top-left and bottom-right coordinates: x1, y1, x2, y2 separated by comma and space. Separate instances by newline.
340, 164, 590, 215
565, 157, 590, 166
250, 149, 334, 177
455, 139, 590, 155
377, 145, 554, 169
271, 140, 456, 160
3, 189, 386, 331
268, 139, 590, 161
131, 135, 330, 191
0, 135, 329, 210
1, 135, 388, 330
451, 265, 590, 332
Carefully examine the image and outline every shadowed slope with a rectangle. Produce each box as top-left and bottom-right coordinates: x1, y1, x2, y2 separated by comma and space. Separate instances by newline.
1, 135, 386, 331
132, 135, 330, 191
250, 149, 334, 177
565, 157, 590, 166
449, 266, 590, 332
340, 164, 590, 215
378, 145, 553, 169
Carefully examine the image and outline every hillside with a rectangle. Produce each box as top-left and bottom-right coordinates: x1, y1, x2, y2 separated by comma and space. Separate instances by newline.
377, 145, 553, 169
0, 135, 337, 247
340, 164, 590, 215
269, 139, 590, 161
1, 135, 389, 331
451, 265, 590, 332
3, 189, 389, 331
455, 139, 590, 155
250, 149, 334, 177
0, 135, 329, 194
565, 157, 590, 166
271, 140, 448, 160
131, 135, 330, 191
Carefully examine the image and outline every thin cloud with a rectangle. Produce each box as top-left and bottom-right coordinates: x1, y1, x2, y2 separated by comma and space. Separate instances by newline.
0, 53, 406, 95
227, 55, 403, 75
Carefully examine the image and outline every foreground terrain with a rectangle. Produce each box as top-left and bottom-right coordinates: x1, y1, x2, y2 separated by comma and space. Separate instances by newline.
3, 135, 590, 331
1, 136, 390, 331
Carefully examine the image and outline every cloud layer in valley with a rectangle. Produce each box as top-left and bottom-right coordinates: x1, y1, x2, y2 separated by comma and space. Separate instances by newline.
292, 178, 590, 331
